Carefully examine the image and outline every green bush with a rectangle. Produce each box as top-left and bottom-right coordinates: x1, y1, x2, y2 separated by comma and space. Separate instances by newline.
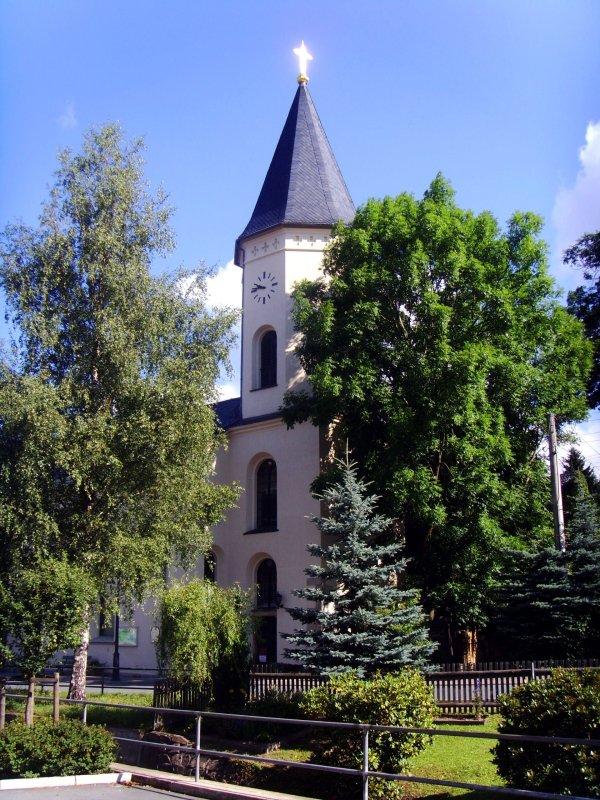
242, 689, 303, 741
246, 688, 303, 721
299, 670, 436, 800
0, 719, 117, 778
494, 668, 600, 798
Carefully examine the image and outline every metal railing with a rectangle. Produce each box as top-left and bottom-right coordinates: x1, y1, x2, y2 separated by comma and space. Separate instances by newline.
2, 688, 599, 800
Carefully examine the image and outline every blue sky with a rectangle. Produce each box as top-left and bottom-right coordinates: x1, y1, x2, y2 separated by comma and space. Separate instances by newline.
2, 0, 600, 464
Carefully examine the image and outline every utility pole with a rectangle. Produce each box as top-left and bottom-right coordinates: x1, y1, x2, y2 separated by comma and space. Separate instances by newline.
548, 412, 566, 551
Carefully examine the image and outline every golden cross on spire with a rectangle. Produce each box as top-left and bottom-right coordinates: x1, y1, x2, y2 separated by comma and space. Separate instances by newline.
293, 41, 313, 84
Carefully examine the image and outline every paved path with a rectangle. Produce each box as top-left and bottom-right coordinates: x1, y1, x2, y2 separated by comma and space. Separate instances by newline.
112, 764, 320, 800
1, 786, 179, 800
1, 767, 319, 800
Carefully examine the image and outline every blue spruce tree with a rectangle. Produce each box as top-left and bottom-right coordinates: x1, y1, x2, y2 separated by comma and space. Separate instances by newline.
284, 458, 436, 675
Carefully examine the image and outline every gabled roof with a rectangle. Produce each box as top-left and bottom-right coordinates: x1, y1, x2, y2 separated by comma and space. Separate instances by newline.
214, 396, 281, 431
235, 83, 354, 265
215, 397, 242, 430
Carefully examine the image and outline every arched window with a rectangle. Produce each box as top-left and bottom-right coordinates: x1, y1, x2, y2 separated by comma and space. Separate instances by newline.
203, 553, 216, 583
256, 559, 278, 609
256, 459, 277, 531
259, 330, 276, 388
256, 616, 277, 664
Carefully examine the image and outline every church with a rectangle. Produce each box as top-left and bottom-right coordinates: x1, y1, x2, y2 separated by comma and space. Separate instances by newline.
211, 47, 355, 663
87, 45, 355, 668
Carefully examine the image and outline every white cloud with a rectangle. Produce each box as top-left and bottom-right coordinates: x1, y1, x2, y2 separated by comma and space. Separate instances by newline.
560, 412, 600, 477
58, 102, 78, 130
177, 260, 242, 312
177, 262, 242, 398
552, 121, 600, 289
205, 259, 242, 311
206, 260, 242, 397
218, 381, 241, 401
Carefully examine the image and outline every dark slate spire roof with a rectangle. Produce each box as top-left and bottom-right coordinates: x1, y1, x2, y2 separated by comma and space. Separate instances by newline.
235, 84, 354, 265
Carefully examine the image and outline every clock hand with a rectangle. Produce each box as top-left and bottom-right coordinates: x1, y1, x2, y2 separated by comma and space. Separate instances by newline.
252, 284, 266, 291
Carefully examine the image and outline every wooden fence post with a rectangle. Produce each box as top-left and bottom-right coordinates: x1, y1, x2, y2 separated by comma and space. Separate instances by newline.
25, 677, 35, 726
0, 680, 5, 730
53, 672, 60, 723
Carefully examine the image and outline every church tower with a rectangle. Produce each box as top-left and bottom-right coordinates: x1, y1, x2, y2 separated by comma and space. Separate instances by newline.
213, 46, 354, 663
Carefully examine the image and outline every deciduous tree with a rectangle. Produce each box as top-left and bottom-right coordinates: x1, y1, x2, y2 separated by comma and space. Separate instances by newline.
282, 176, 591, 661
0, 124, 239, 698
0, 557, 95, 722
566, 231, 600, 407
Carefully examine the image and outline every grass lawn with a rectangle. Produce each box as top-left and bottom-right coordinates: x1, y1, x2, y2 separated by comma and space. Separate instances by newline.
6, 689, 155, 729
5, 691, 507, 799
398, 717, 504, 799
214, 716, 506, 800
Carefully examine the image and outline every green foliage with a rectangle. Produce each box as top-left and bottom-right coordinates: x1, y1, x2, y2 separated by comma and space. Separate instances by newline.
156, 579, 251, 707
493, 546, 570, 660
566, 486, 600, 652
0, 123, 239, 684
494, 484, 600, 659
0, 719, 116, 778
493, 669, 600, 797
561, 447, 600, 525
245, 688, 303, 721
285, 457, 435, 675
242, 689, 303, 741
0, 557, 95, 676
283, 177, 591, 654
299, 671, 436, 800
566, 230, 600, 407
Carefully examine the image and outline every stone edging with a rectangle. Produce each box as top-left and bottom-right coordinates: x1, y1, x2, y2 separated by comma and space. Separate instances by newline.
0, 771, 132, 791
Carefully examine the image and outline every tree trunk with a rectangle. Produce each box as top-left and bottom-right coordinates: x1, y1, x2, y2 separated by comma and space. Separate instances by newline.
461, 626, 478, 667
25, 677, 35, 726
446, 620, 455, 661
68, 614, 90, 700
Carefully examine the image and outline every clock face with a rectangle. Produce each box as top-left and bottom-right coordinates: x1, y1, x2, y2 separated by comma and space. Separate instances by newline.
250, 271, 278, 304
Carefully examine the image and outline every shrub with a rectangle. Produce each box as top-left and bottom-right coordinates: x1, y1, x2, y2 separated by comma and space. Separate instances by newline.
156, 579, 251, 709
246, 688, 303, 721
493, 668, 600, 798
299, 670, 436, 800
243, 689, 304, 741
0, 719, 117, 778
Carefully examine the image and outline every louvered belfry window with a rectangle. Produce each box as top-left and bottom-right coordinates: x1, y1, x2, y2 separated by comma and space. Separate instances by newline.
260, 330, 276, 388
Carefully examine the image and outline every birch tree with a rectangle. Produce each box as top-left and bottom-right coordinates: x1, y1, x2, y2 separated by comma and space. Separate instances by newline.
0, 124, 239, 698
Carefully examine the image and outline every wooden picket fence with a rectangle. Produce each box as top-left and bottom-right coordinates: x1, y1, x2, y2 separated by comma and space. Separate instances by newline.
249, 671, 327, 700
153, 659, 600, 717
427, 669, 531, 714
153, 677, 211, 711
431, 658, 600, 672
245, 669, 523, 714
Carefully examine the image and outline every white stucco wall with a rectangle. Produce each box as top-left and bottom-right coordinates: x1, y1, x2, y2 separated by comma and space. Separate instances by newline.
212, 417, 323, 661
240, 227, 330, 420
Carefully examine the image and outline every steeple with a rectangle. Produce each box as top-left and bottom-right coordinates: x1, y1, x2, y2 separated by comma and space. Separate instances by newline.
234, 82, 355, 266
